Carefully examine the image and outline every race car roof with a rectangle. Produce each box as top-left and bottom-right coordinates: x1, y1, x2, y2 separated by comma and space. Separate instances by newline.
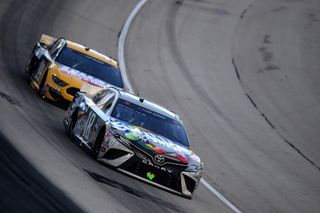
117, 90, 182, 122
66, 41, 118, 68
39, 34, 118, 68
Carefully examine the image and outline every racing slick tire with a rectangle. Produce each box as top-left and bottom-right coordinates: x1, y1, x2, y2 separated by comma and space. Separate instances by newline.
24, 50, 35, 81
37, 68, 48, 98
67, 111, 78, 138
91, 127, 105, 159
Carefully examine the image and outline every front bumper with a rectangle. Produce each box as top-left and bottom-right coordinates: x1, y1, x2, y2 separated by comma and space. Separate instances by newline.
97, 135, 200, 197
42, 70, 80, 102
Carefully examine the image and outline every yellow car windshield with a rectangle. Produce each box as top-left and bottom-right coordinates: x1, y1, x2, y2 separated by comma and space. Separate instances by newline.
56, 47, 123, 88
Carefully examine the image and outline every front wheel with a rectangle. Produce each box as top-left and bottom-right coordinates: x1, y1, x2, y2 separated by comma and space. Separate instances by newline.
91, 130, 104, 159
25, 48, 36, 80
25, 57, 36, 82
25, 61, 32, 81
67, 113, 77, 139
37, 68, 48, 97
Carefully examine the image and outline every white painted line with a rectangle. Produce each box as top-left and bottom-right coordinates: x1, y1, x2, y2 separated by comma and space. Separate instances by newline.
117, 1, 242, 212
201, 178, 242, 213
118, 0, 148, 93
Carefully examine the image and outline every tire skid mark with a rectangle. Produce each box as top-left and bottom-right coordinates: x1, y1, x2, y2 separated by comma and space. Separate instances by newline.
283, 139, 320, 171
0, 90, 21, 106
240, 3, 253, 19
244, 93, 257, 109
257, 35, 280, 73
232, 57, 320, 172
175, 0, 230, 16
232, 58, 241, 81
260, 113, 275, 129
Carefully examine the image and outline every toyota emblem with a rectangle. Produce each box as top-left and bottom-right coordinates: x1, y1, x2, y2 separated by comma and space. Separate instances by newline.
154, 154, 165, 164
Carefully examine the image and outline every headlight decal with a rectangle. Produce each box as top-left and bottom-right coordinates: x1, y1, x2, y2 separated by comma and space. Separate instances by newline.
52, 74, 68, 87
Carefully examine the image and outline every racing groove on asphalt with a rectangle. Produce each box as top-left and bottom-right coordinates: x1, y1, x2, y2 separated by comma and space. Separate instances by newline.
0, 0, 320, 212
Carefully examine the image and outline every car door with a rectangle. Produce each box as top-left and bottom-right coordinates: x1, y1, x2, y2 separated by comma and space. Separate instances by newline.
32, 38, 66, 86
26, 42, 48, 81
81, 90, 117, 148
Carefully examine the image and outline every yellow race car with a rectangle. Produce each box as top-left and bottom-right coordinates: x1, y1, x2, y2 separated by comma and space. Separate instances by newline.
25, 34, 123, 103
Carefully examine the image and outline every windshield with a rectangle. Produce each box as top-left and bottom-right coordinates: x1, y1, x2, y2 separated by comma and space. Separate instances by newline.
111, 99, 189, 147
55, 47, 123, 88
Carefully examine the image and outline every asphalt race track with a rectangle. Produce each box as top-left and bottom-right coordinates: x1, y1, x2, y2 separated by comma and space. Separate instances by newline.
0, 0, 319, 212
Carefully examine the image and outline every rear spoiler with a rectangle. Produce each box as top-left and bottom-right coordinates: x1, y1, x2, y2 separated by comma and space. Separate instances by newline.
39, 34, 57, 47
80, 83, 105, 98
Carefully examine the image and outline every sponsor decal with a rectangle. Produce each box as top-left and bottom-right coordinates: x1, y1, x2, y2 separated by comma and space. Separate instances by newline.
101, 140, 109, 149
145, 143, 154, 150
59, 65, 108, 88
153, 147, 165, 154
118, 136, 131, 147
105, 131, 113, 137
146, 172, 155, 181
176, 153, 188, 164
110, 118, 191, 164
154, 154, 165, 164
124, 132, 139, 141
142, 159, 172, 173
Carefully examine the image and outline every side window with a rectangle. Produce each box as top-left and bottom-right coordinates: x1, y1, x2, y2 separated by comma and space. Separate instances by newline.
102, 94, 115, 113
49, 40, 59, 55
92, 90, 108, 104
97, 91, 115, 113
49, 39, 66, 59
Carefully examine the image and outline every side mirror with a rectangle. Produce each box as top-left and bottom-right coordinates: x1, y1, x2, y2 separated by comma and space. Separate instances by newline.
79, 102, 88, 113
34, 43, 45, 59
39, 42, 48, 49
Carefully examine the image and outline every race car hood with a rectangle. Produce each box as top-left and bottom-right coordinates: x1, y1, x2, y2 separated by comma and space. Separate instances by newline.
55, 63, 113, 89
109, 118, 201, 165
